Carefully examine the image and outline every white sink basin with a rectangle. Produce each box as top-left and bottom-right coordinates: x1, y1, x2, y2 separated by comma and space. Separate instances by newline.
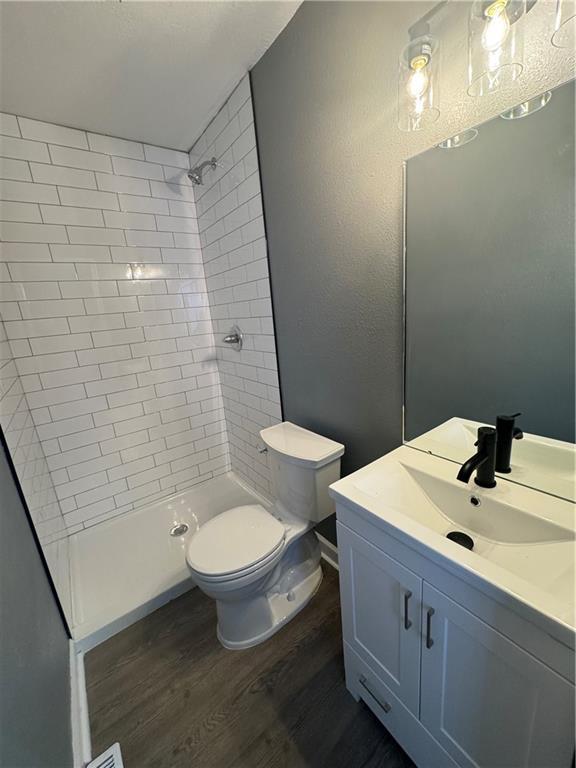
407, 417, 576, 502
330, 446, 575, 632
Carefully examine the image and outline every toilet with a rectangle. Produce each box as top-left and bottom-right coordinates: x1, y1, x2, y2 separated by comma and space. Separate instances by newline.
186, 422, 344, 650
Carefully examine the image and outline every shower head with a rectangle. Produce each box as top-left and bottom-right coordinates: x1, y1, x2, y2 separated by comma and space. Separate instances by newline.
188, 157, 218, 185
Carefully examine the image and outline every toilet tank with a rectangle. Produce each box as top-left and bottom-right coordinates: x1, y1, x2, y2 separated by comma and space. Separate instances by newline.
260, 422, 345, 523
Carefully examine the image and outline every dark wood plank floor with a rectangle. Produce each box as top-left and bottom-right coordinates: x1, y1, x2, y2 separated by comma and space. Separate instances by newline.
86, 567, 415, 768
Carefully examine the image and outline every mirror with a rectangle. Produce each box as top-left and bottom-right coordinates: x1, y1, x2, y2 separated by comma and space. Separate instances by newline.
404, 79, 575, 501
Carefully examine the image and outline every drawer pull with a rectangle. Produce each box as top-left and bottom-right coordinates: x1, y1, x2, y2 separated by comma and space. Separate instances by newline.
426, 607, 435, 649
404, 590, 412, 630
358, 674, 392, 713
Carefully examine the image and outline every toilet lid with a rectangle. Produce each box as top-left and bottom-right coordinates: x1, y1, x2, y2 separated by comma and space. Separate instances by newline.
186, 505, 285, 577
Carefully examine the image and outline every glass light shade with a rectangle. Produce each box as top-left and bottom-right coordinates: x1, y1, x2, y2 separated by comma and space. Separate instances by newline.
552, 0, 576, 48
500, 90, 552, 119
398, 37, 440, 132
468, 0, 526, 97
438, 128, 479, 149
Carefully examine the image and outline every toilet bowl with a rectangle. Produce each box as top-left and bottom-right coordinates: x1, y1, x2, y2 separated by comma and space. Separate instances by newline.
186, 422, 344, 650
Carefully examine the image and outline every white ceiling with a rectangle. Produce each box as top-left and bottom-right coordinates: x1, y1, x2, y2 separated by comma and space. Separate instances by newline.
0, 1, 300, 151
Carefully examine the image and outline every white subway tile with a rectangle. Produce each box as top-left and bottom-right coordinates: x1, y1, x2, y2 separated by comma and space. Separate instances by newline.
0, 157, 32, 182
84, 296, 138, 315
0, 302, 21, 320
66, 226, 125, 246
130, 338, 176, 358
37, 415, 95, 443
58, 186, 120, 211
76, 345, 131, 366
49, 395, 108, 421
16, 350, 77, 375
96, 172, 150, 196
144, 145, 189, 169
0, 135, 50, 162
138, 294, 183, 311
75, 263, 130, 280
85, 373, 137, 397
8, 262, 77, 282
92, 328, 143, 347
4, 317, 70, 338
49, 145, 112, 173
137, 367, 181, 387
125, 230, 173, 248
118, 279, 167, 296
87, 133, 144, 159
93, 402, 143, 427
46, 442, 100, 471
107, 456, 154, 482
0, 281, 59, 302
0, 179, 58, 204
150, 180, 194, 202
0, 221, 67, 243
111, 157, 164, 181
124, 309, 172, 328
110, 246, 162, 264
19, 299, 85, 319
0, 201, 41, 222
167, 200, 196, 218
40, 205, 104, 227
19, 118, 88, 149
156, 215, 198, 233
149, 350, 193, 369
68, 313, 125, 334
75, 478, 127, 509
67, 452, 121, 481
50, 245, 111, 263
27, 383, 86, 409
119, 194, 168, 215
64, 497, 115, 526
60, 281, 119, 299
40, 364, 100, 389
30, 163, 96, 189
103, 211, 156, 230
113, 480, 160, 507
58, 424, 114, 452
0, 113, 20, 137
100, 430, 149, 456
106, 384, 155, 409
99, 358, 149, 379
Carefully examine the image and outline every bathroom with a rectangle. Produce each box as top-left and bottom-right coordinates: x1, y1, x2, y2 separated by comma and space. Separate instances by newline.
0, 1, 573, 766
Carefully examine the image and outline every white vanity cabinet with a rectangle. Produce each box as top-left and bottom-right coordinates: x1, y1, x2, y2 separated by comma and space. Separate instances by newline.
337, 518, 575, 768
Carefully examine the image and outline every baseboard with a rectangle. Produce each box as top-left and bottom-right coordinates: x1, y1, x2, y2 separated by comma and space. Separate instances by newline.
317, 534, 339, 571
70, 641, 91, 767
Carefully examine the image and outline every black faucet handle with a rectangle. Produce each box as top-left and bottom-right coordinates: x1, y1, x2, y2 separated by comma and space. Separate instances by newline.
497, 412, 521, 422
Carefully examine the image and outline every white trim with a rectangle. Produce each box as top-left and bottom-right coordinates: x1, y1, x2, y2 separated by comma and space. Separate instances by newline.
70, 641, 91, 768
317, 533, 339, 571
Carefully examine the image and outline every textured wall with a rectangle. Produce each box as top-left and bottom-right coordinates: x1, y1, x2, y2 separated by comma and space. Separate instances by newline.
251, 1, 575, 474
0, 431, 72, 768
190, 76, 281, 499
0, 115, 229, 535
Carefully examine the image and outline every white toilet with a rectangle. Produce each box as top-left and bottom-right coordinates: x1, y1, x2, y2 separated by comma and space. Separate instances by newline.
186, 421, 344, 650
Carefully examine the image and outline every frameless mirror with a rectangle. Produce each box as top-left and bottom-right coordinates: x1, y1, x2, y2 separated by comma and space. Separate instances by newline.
404, 79, 575, 501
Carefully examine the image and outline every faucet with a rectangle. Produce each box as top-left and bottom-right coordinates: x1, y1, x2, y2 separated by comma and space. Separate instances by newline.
495, 413, 523, 474
457, 426, 497, 488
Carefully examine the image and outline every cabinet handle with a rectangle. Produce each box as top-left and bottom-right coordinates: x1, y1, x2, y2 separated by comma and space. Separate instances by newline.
358, 674, 392, 713
426, 607, 435, 649
403, 590, 412, 630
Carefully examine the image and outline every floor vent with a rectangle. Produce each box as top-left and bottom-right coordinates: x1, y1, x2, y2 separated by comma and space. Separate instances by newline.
86, 743, 124, 768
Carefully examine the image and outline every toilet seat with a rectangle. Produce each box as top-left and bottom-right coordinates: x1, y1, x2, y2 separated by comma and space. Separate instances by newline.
186, 504, 286, 579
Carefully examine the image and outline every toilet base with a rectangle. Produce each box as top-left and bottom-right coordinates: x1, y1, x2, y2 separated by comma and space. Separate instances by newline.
217, 565, 323, 650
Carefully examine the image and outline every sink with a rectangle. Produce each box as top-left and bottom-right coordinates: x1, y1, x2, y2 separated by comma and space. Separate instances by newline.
330, 446, 575, 629
353, 463, 573, 545
407, 417, 576, 502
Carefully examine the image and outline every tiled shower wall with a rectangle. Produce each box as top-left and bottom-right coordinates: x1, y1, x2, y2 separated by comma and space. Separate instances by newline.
0, 115, 230, 536
190, 76, 281, 498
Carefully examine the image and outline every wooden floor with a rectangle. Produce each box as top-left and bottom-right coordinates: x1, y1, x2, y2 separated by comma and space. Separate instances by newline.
86, 567, 415, 768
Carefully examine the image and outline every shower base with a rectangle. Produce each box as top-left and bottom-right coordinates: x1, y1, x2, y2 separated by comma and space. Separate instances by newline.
69, 472, 269, 650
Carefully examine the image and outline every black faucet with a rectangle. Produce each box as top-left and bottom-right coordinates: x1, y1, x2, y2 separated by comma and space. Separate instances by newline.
495, 413, 523, 473
457, 426, 497, 488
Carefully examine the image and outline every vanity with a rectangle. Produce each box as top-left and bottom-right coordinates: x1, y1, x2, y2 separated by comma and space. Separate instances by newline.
332, 79, 576, 767
330, 447, 574, 768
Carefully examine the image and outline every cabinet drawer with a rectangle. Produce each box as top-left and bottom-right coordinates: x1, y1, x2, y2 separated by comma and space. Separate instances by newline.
344, 642, 459, 768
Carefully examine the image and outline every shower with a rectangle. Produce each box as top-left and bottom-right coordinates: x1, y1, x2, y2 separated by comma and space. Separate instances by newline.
188, 156, 218, 185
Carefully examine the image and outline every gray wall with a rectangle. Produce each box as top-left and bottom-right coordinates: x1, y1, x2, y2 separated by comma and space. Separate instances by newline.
250, 1, 575, 474
405, 80, 575, 443
0, 432, 73, 768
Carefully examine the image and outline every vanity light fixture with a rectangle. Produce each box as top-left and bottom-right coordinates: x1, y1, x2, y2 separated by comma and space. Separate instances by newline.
552, 0, 576, 48
500, 90, 552, 119
398, 35, 440, 132
438, 128, 479, 148
467, 0, 527, 97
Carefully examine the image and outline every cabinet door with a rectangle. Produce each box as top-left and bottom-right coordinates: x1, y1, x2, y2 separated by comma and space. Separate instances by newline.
421, 583, 575, 768
337, 523, 422, 715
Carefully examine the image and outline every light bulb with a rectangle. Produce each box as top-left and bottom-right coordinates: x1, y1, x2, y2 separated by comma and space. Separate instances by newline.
407, 67, 429, 98
481, 1, 511, 51
406, 54, 430, 99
